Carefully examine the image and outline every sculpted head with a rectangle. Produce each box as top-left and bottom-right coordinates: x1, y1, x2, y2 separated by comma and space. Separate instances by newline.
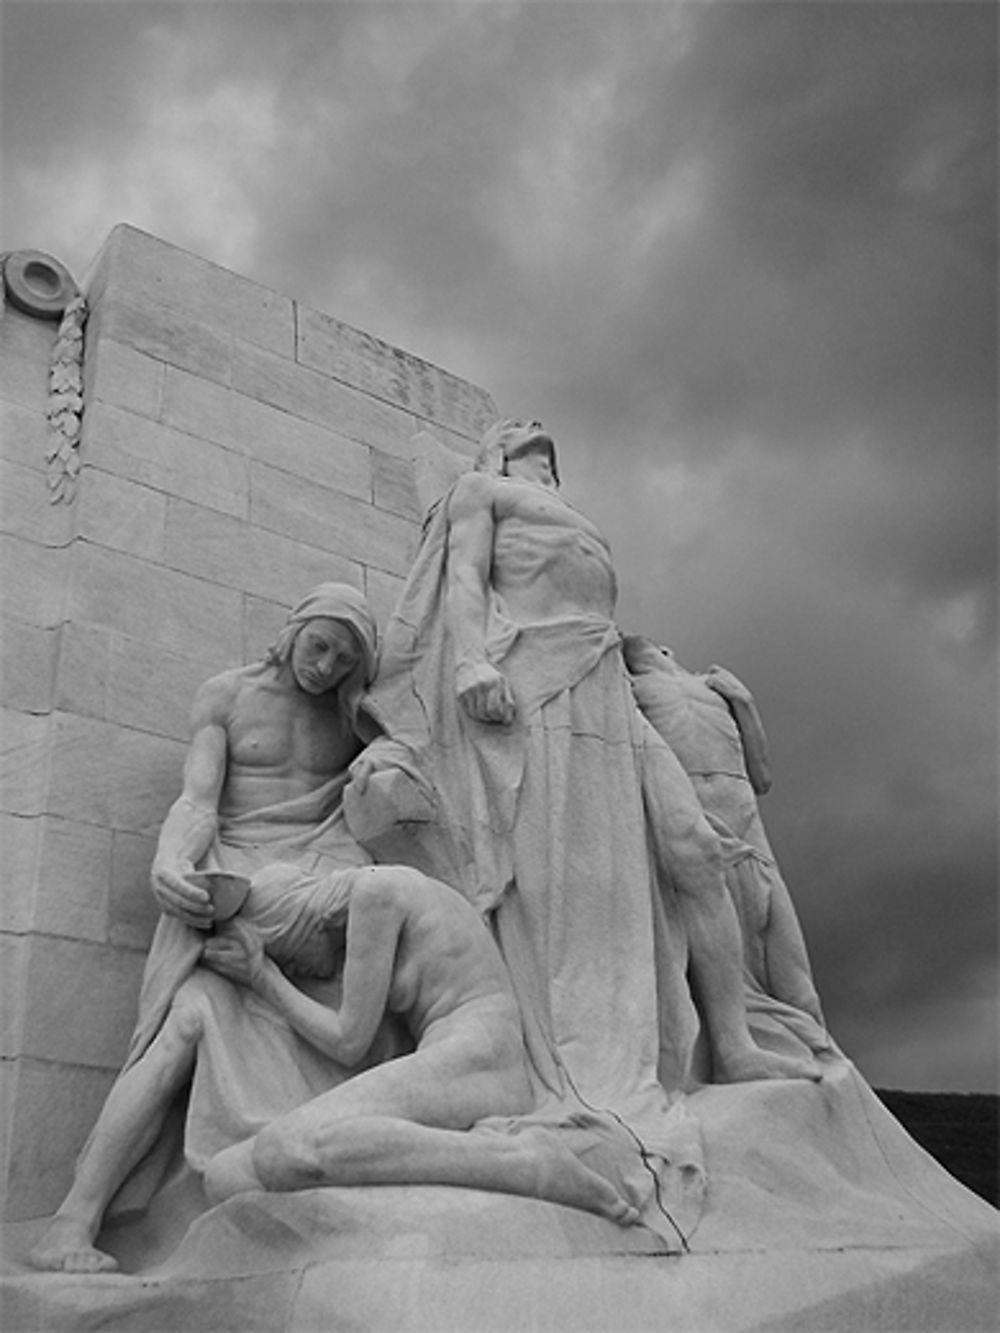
622, 635, 676, 676
240, 863, 352, 980
476, 419, 560, 488
265, 583, 378, 716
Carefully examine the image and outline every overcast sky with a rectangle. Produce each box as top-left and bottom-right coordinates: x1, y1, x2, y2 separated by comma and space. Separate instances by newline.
2, 1, 996, 1093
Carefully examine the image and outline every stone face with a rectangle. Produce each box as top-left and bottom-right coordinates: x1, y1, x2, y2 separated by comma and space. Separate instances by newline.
107, 829, 161, 950
92, 290, 233, 388
0, 709, 52, 817
0, 813, 40, 931
0, 536, 68, 628
30, 816, 114, 943
75, 468, 168, 564
0, 458, 75, 547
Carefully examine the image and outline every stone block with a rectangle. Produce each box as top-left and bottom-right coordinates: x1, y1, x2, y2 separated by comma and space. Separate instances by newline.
83, 401, 250, 520
251, 462, 418, 578
0, 304, 56, 366
19, 934, 146, 1068
364, 567, 407, 635
0, 537, 68, 627
46, 712, 185, 836
0, 457, 74, 546
0, 616, 58, 714
91, 289, 232, 388
0, 399, 49, 472
0, 708, 51, 816
298, 305, 497, 439
244, 594, 290, 664
68, 543, 244, 666
31, 816, 113, 943
108, 829, 161, 950
54, 621, 111, 720
372, 448, 420, 521
86, 224, 295, 358
0, 350, 49, 414
76, 468, 167, 563
3, 1058, 117, 1219
0, 813, 40, 931
105, 633, 211, 741
232, 339, 417, 458
161, 365, 372, 501
0, 933, 28, 1055
83, 337, 164, 420
164, 496, 363, 606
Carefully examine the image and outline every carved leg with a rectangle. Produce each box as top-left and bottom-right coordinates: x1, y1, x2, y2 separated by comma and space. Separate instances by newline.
29, 1002, 202, 1273
252, 1115, 638, 1224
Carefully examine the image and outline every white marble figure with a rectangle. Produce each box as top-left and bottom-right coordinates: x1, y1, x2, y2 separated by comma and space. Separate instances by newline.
623, 637, 828, 1050
31, 584, 388, 1272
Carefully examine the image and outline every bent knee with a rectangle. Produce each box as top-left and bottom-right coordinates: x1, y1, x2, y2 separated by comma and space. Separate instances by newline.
252, 1121, 316, 1191
161, 998, 205, 1049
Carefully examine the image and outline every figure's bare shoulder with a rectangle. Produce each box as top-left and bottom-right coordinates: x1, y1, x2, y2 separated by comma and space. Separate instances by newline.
448, 469, 498, 521
189, 664, 266, 734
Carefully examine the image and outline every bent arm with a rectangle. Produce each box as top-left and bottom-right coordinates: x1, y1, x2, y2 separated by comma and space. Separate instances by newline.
446, 473, 515, 724
706, 666, 773, 795
151, 681, 230, 925
250, 885, 402, 1066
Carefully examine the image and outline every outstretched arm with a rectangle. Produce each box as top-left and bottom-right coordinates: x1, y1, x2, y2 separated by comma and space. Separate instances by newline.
705, 665, 773, 795
446, 472, 515, 725
151, 679, 231, 927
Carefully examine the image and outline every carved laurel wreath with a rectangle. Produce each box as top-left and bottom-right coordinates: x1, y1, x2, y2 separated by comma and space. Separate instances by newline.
45, 294, 88, 504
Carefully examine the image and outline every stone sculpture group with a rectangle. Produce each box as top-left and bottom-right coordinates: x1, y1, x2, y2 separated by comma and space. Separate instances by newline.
19, 421, 968, 1278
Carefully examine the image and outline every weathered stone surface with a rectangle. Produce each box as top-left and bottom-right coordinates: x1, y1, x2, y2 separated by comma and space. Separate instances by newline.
108, 830, 161, 950
84, 338, 164, 421
105, 636, 212, 742
0, 350, 50, 415
250, 462, 418, 577
0, 459, 74, 547
0, 709, 51, 816
30, 817, 113, 944
0, 537, 69, 629
91, 291, 232, 388
83, 401, 250, 520
233, 339, 417, 458
68, 543, 243, 665
45, 713, 184, 836
0, 400, 50, 472
0, 305, 57, 366
18, 935, 146, 1068
297, 306, 497, 440
86, 225, 295, 359
161, 366, 373, 501
372, 448, 420, 521
0, 814, 39, 931
76, 469, 167, 564
3, 1060, 117, 1219
163, 496, 363, 606
0, 934, 28, 1055
53, 622, 111, 721
364, 566, 407, 635
0, 617, 58, 714
243, 594, 291, 665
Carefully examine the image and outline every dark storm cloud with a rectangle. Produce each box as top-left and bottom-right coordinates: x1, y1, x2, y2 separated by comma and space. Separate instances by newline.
1, 1, 995, 1090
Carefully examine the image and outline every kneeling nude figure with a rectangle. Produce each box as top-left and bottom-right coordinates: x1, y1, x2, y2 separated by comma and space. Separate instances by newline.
32, 866, 634, 1275
204, 865, 635, 1223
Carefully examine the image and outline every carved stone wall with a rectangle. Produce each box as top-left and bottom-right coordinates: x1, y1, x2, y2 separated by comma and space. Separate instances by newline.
0, 225, 495, 1219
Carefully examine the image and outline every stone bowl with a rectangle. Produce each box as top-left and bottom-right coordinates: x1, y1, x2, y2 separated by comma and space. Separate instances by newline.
188, 871, 251, 923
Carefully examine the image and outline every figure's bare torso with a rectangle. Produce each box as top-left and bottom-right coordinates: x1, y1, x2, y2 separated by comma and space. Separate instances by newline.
209, 665, 363, 820
490, 478, 617, 623
385, 878, 519, 1042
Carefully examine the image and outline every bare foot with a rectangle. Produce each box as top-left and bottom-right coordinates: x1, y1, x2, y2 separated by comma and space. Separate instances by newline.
715, 1043, 821, 1084
29, 1215, 118, 1273
516, 1127, 641, 1226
